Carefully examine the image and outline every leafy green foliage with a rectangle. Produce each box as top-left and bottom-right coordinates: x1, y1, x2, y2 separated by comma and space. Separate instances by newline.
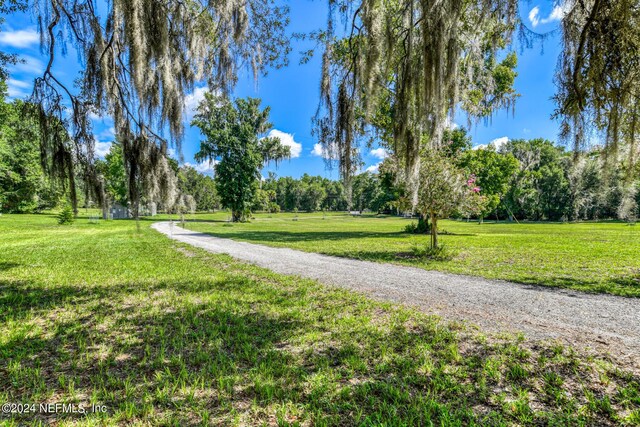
404, 220, 429, 234
192, 95, 290, 221
0, 85, 62, 213
504, 139, 576, 221
263, 173, 349, 212
459, 147, 520, 220
95, 141, 128, 206
177, 165, 220, 212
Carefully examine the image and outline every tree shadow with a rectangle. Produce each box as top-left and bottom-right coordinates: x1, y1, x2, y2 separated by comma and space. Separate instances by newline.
198, 230, 407, 243
1, 273, 638, 425
511, 275, 640, 298
0, 280, 113, 322
0, 277, 307, 425
0, 262, 19, 271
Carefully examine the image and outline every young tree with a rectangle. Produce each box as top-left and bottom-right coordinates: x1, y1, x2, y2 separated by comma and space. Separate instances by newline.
415, 149, 468, 249
192, 94, 290, 222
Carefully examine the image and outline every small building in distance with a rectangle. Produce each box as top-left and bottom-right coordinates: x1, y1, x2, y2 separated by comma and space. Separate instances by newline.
110, 202, 158, 219
110, 203, 129, 219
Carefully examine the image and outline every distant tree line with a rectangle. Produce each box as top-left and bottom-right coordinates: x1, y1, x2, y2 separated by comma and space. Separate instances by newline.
2, 78, 637, 222
4, 126, 638, 223
251, 130, 639, 223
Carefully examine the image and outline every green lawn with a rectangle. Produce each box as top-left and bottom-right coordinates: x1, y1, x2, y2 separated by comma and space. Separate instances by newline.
0, 214, 639, 425
182, 212, 640, 297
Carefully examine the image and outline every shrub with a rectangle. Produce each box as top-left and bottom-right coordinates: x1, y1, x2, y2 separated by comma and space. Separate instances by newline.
268, 202, 280, 213
404, 217, 430, 234
410, 243, 456, 261
57, 205, 75, 225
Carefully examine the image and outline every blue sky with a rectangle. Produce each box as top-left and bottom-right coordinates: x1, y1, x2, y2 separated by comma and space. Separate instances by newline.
1, 0, 566, 179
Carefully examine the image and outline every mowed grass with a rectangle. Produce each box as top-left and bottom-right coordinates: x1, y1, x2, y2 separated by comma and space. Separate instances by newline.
0, 214, 639, 426
184, 212, 640, 297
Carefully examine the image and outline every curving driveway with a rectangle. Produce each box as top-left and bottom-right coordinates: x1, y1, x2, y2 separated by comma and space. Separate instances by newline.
152, 221, 640, 369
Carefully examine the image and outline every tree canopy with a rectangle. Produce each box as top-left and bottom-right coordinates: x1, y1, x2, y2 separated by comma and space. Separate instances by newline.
192, 94, 290, 221
315, 0, 520, 197
555, 0, 640, 171
24, 0, 291, 215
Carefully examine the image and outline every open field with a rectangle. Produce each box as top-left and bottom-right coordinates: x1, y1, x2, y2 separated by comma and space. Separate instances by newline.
1, 214, 639, 425
182, 212, 640, 297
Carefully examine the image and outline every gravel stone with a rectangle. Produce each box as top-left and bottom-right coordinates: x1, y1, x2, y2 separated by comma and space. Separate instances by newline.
153, 221, 640, 369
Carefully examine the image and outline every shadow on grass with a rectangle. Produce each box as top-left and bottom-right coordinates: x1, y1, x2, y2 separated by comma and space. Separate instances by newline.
1, 273, 638, 426
502, 275, 640, 298
0, 280, 111, 323
0, 262, 19, 271
199, 229, 408, 243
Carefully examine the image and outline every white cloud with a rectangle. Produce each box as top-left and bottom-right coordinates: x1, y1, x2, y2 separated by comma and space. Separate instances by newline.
366, 162, 382, 173
98, 126, 115, 140
7, 78, 30, 89
529, 6, 541, 27
548, 4, 569, 21
89, 111, 115, 122
0, 29, 39, 48
183, 86, 208, 120
528, 4, 568, 28
10, 55, 44, 75
370, 148, 388, 160
94, 139, 112, 158
6, 87, 25, 98
183, 159, 217, 176
6, 78, 31, 97
266, 129, 302, 158
490, 136, 509, 150
444, 116, 459, 130
311, 142, 343, 160
473, 136, 509, 151
311, 143, 338, 160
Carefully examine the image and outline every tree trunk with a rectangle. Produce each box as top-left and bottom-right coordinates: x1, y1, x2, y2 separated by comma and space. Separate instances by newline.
430, 212, 438, 249
417, 213, 429, 234
232, 210, 242, 222
69, 172, 78, 217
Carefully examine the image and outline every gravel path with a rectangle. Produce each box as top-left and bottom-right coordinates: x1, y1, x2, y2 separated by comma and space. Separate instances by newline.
153, 221, 640, 368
